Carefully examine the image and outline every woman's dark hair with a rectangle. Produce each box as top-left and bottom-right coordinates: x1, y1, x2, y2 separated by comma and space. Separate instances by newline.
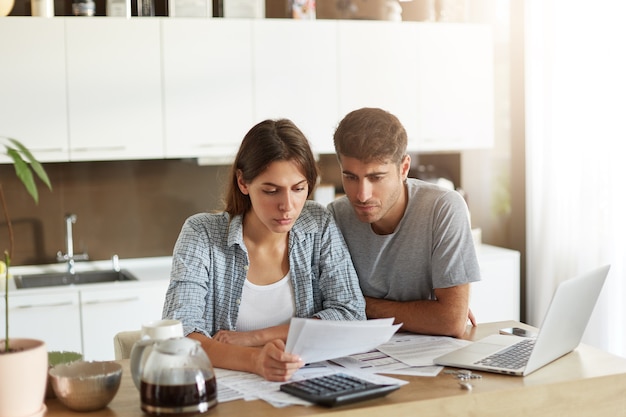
224, 119, 319, 216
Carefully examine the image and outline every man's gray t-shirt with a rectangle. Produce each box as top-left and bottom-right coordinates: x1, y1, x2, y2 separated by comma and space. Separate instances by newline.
328, 178, 480, 301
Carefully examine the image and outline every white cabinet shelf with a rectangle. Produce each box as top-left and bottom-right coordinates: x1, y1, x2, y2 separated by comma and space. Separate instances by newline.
471, 244, 521, 323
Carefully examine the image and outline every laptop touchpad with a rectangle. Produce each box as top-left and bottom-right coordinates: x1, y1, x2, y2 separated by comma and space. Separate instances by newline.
466, 334, 518, 353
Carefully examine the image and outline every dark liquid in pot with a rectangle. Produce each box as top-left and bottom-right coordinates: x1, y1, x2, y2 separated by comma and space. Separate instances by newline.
141, 376, 217, 410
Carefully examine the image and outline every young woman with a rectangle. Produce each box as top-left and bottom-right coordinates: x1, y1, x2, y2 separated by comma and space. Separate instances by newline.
162, 119, 365, 381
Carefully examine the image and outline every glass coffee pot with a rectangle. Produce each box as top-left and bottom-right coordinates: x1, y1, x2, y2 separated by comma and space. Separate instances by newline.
140, 337, 217, 415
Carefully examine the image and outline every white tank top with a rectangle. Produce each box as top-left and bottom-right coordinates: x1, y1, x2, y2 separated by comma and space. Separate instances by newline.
235, 271, 296, 332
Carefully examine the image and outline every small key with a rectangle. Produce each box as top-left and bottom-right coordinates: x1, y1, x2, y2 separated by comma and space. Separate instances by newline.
459, 381, 473, 391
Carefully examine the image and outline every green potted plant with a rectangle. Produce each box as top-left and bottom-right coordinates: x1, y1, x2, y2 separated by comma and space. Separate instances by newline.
0, 137, 52, 417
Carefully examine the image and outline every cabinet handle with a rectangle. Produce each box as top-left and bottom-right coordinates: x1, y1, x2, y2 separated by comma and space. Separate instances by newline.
30, 148, 67, 153
83, 297, 139, 305
13, 301, 74, 309
194, 143, 235, 149
71, 146, 126, 152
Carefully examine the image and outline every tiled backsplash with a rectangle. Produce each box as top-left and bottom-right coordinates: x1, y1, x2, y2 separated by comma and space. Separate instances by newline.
0, 159, 230, 266
0, 156, 347, 266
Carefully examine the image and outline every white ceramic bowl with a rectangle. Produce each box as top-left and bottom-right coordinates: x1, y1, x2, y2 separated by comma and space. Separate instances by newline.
49, 361, 122, 412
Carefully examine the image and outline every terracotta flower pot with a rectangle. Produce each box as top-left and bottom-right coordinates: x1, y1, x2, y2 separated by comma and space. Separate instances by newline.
0, 339, 48, 417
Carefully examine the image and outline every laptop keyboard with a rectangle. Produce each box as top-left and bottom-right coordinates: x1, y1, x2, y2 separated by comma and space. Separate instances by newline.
475, 338, 536, 369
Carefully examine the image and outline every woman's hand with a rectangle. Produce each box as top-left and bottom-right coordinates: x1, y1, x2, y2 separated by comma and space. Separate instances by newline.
252, 339, 304, 382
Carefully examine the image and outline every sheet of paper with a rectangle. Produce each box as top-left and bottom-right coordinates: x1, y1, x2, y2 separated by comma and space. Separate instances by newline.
285, 318, 401, 364
330, 348, 444, 377
376, 332, 471, 367
330, 349, 410, 373
382, 365, 443, 377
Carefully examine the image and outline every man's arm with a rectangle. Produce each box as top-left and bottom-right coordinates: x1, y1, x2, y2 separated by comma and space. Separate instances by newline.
364, 284, 472, 338
212, 324, 289, 346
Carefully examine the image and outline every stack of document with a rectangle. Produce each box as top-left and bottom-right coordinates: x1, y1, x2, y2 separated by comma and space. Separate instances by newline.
285, 317, 401, 364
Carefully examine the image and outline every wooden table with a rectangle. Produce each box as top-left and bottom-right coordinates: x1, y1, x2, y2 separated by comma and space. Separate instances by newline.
44, 321, 626, 417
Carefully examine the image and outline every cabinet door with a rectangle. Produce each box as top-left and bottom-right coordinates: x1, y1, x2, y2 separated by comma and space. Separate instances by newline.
65, 18, 164, 161
162, 19, 254, 163
80, 281, 168, 361
414, 24, 494, 151
1, 292, 82, 353
0, 18, 69, 163
337, 21, 420, 147
253, 20, 339, 155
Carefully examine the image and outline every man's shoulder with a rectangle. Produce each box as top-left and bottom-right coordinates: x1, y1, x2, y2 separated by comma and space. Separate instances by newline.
406, 178, 467, 208
327, 196, 359, 229
327, 195, 352, 215
407, 178, 452, 195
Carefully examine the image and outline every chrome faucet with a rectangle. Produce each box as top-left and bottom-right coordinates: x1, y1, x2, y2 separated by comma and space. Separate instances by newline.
57, 213, 89, 274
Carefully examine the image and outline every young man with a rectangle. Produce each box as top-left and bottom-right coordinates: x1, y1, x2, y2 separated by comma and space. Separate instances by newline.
328, 107, 480, 338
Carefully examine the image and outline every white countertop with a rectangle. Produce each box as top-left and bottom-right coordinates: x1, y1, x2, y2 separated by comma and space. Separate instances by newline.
3, 244, 519, 296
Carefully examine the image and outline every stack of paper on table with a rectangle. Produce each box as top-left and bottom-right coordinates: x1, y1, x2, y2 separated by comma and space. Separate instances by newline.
285, 317, 401, 364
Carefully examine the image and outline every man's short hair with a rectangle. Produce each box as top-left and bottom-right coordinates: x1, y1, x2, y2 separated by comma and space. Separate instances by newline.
333, 107, 407, 165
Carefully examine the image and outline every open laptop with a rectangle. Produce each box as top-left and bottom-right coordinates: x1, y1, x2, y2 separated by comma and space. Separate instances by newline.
434, 264, 610, 376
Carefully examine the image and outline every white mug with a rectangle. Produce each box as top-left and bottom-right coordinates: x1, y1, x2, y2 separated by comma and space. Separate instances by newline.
141, 319, 183, 340
131, 319, 184, 389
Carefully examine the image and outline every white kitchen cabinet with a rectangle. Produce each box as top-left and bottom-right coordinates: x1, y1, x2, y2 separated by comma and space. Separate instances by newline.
161, 19, 254, 163
80, 280, 169, 361
1, 279, 168, 360
337, 21, 493, 153
0, 18, 69, 163
253, 19, 340, 155
1, 291, 82, 354
337, 20, 421, 147
414, 24, 494, 151
471, 244, 520, 323
65, 18, 164, 161
0, 18, 494, 165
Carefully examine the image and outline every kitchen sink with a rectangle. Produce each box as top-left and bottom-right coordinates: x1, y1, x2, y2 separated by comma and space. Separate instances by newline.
13, 269, 139, 289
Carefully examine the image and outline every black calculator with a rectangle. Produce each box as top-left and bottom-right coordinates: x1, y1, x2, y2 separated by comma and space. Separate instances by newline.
279, 373, 400, 407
